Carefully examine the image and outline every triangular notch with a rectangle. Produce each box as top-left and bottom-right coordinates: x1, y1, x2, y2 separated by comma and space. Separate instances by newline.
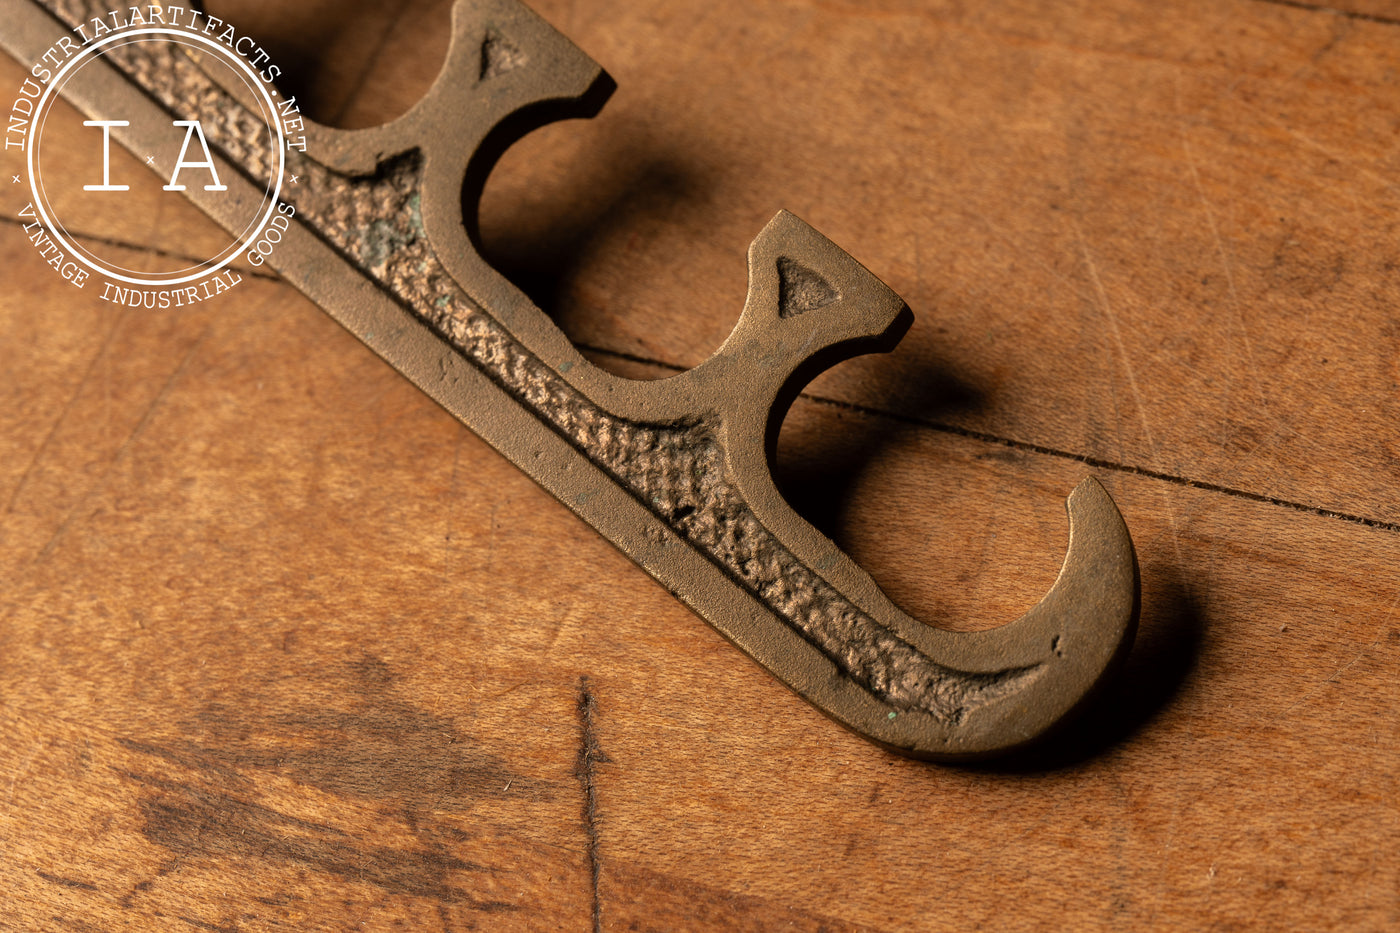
481, 30, 528, 80
777, 257, 838, 318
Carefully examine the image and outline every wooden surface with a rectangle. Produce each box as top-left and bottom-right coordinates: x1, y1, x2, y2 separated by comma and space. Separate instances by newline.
3, 0, 1399, 929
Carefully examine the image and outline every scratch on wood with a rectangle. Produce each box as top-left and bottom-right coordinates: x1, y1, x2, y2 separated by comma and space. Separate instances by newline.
1, 306, 126, 517
574, 676, 608, 933
33, 326, 210, 566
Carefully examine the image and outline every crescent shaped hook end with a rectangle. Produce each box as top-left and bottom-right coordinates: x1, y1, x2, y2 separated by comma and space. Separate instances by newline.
883, 476, 1140, 761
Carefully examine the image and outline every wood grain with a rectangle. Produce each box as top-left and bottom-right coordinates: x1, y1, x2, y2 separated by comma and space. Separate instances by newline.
2, 0, 1397, 929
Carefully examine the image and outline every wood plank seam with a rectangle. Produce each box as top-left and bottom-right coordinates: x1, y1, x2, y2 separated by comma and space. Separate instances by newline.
0, 215, 282, 282
574, 676, 606, 933
583, 344, 1400, 535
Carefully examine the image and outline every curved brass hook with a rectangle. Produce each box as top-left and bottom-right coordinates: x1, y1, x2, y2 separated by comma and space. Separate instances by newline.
706, 213, 1140, 757
9, 0, 1140, 758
